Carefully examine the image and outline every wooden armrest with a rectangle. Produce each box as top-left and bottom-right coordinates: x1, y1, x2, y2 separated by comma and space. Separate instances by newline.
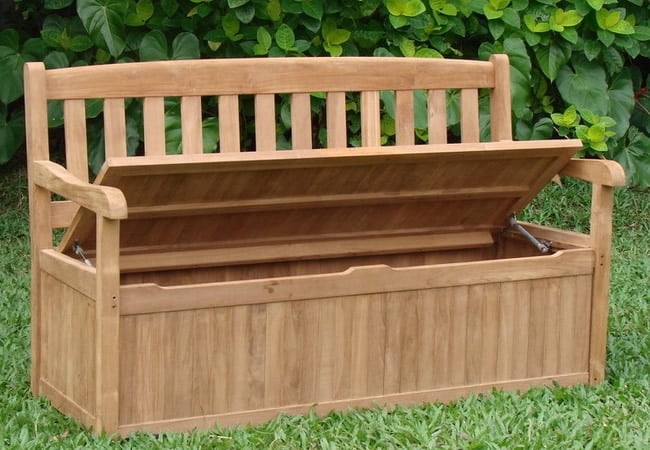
559, 158, 626, 187
32, 160, 127, 219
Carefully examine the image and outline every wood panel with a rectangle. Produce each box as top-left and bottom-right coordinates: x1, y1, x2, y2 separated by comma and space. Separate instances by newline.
291, 93, 312, 149
395, 90, 414, 145
63, 100, 89, 181
181, 96, 203, 154
45, 58, 496, 99
218, 95, 240, 153
460, 89, 479, 143
41, 272, 96, 417
361, 91, 381, 146
326, 92, 347, 148
255, 94, 276, 152
143, 97, 166, 156
428, 90, 447, 144
103, 98, 127, 158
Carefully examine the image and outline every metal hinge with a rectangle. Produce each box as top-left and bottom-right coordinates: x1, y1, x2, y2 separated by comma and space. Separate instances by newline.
72, 240, 94, 267
508, 215, 552, 253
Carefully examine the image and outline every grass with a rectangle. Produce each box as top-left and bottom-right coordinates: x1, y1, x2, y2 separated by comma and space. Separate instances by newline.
1, 163, 649, 449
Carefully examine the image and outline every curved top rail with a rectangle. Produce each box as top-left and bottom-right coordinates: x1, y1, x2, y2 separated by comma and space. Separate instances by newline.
36, 57, 497, 99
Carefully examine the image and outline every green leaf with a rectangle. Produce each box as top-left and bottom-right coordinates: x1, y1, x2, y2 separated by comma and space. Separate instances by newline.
234, 3, 256, 24
583, 40, 601, 60
0, 106, 25, 164
587, 125, 606, 142
586, 0, 603, 9
488, 21, 505, 39
610, 127, 650, 188
135, 0, 154, 22
399, 38, 416, 57
69, 35, 94, 52
635, 26, 650, 42
326, 29, 351, 46
0, 46, 24, 104
257, 27, 272, 49
501, 8, 520, 28
560, 28, 578, 44
607, 69, 634, 138
77, 0, 128, 58
534, 40, 572, 81
202, 117, 219, 153
275, 24, 295, 51
172, 33, 199, 60
483, 4, 503, 19
228, 0, 250, 7
161, 0, 178, 16
44, 51, 69, 69
601, 46, 623, 76
45, 0, 74, 9
222, 13, 241, 38
302, 0, 323, 20
267, 0, 282, 21
139, 30, 168, 61
388, 14, 409, 29
597, 29, 615, 46
515, 117, 553, 140
557, 55, 608, 116
415, 47, 442, 58
0, 29, 19, 50
555, 9, 582, 27
385, 0, 426, 17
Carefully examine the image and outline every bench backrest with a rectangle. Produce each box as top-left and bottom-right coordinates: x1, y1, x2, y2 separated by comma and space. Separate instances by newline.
24, 55, 512, 230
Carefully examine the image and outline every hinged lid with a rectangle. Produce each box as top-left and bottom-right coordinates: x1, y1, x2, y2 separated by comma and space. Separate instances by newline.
60, 140, 581, 255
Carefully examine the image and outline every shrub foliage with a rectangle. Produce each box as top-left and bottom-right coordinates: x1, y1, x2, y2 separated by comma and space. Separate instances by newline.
0, 0, 649, 186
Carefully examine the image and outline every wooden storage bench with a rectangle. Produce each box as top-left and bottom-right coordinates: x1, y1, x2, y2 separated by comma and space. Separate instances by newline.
24, 55, 625, 435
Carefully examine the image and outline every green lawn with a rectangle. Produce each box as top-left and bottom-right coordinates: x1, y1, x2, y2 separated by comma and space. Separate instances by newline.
1, 163, 648, 449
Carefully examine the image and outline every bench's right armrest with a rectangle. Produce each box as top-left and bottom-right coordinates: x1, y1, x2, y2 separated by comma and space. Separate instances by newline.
31, 160, 127, 219
559, 158, 626, 187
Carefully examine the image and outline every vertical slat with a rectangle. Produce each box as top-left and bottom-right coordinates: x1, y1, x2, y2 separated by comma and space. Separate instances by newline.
255, 94, 276, 152
460, 88, 480, 143
432, 287, 451, 387
542, 278, 561, 375
218, 95, 240, 153
24, 62, 51, 395
448, 286, 468, 386
291, 93, 312, 149
466, 285, 484, 385
95, 217, 120, 434
496, 282, 516, 381
589, 184, 615, 385
143, 97, 166, 156
63, 100, 88, 181
395, 90, 415, 145
511, 280, 531, 379
427, 90, 447, 144
526, 279, 546, 378
558, 277, 577, 374
181, 96, 203, 154
361, 91, 381, 147
326, 92, 347, 148
489, 54, 513, 141
480, 284, 499, 382
103, 98, 127, 158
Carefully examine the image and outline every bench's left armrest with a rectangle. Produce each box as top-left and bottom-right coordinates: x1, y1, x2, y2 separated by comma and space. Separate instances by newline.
31, 160, 127, 219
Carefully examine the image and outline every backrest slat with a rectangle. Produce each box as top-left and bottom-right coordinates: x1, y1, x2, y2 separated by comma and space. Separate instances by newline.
63, 100, 88, 182
255, 94, 276, 152
395, 90, 414, 146
291, 93, 312, 150
460, 89, 479, 143
103, 98, 127, 158
181, 96, 203, 154
489, 54, 512, 141
143, 97, 166, 156
361, 91, 381, 147
427, 90, 447, 144
326, 92, 347, 148
218, 95, 240, 153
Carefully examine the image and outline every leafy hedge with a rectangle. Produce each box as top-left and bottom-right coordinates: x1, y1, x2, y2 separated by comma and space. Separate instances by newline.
1, 0, 649, 186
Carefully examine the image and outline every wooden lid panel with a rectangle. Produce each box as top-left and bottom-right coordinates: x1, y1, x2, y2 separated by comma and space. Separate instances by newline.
60, 141, 581, 253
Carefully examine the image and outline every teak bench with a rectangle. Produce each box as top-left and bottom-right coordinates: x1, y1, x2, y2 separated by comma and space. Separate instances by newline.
24, 55, 625, 436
